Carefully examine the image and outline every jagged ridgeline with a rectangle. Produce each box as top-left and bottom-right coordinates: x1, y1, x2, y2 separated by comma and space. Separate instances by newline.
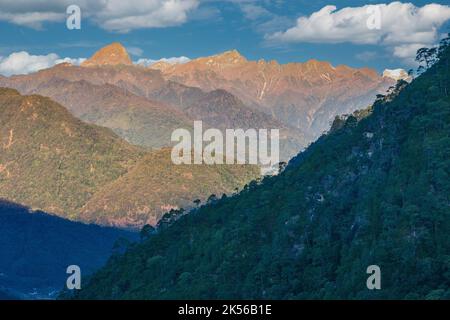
71, 43, 450, 300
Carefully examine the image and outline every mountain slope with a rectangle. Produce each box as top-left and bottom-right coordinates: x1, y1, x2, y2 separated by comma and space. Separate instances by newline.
0, 88, 259, 227
0, 87, 143, 218
25, 77, 192, 148
80, 148, 260, 228
73, 45, 450, 299
0, 200, 137, 299
182, 89, 308, 159
81, 42, 132, 67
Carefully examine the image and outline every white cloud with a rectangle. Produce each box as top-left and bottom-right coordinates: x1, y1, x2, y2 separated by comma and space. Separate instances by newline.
0, 0, 199, 32
355, 51, 378, 62
0, 0, 94, 29
55, 57, 86, 65
96, 0, 199, 33
135, 56, 191, 66
0, 50, 188, 76
392, 43, 428, 66
268, 2, 450, 64
0, 51, 85, 76
232, 1, 293, 34
126, 46, 144, 57
240, 4, 272, 20
0, 12, 64, 29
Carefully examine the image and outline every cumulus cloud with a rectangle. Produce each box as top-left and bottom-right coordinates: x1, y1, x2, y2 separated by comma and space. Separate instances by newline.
135, 56, 191, 66
355, 51, 378, 62
0, 51, 85, 76
268, 2, 450, 64
392, 43, 429, 65
0, 0, 199, 32
96, 0, 199, 33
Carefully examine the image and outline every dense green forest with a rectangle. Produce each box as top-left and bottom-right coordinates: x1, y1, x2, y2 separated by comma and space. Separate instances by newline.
0, 200, 136, 299
71, 40, 450, 300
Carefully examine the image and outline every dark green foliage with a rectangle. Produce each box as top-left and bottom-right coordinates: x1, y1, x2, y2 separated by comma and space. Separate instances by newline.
73, 44, 450, 300
0, 200, 137, 299
140, 225, 155, 241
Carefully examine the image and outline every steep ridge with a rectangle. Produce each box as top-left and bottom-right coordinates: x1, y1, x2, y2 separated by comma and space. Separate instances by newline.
153, 50, 394, 138
25, 77, 192, 148
73, 44, 450, 299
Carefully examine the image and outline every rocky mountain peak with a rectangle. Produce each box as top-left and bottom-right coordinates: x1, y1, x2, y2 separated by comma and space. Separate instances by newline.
81, 42, 132, 67
208, 49, 247, 65
303, 59, 334, 71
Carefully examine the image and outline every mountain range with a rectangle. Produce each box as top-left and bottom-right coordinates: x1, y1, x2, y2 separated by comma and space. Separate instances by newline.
0, 88, 258, 227
0, 42, 393, 161
71, 42, 450, 299
0, 42, 396, 228
152, 48, 393, 138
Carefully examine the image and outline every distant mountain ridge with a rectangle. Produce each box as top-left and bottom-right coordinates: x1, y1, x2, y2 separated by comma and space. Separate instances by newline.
152, 49, 394, 138
20, 76, 192, 148
0, 43, 392, 160
0, 88, 259, 227
0, 60, 303, 160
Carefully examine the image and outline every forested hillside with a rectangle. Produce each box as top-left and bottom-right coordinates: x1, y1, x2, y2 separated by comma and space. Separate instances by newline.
0, 89, 258, 227
0, 200, 136, 299
72, 42, 450, 300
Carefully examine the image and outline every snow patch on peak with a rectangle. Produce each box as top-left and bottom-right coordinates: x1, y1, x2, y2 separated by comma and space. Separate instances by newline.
383, 68, 412, 82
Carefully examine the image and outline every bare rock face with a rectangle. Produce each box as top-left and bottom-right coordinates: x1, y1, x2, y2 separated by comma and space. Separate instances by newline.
150, 61, 173, 71
81, 42, 132, 67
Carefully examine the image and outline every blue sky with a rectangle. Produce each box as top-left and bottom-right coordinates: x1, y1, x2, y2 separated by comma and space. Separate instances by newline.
1, 0, 450, 75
